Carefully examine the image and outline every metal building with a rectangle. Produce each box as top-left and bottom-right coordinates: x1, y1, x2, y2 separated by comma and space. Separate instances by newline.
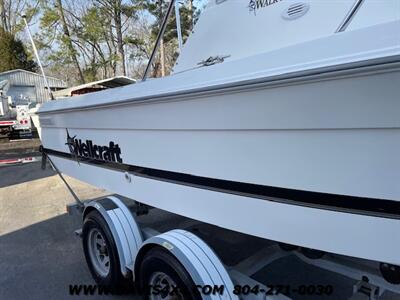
0, 69, 66, 104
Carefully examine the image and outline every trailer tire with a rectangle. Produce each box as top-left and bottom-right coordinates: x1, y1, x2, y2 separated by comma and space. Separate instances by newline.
82, 210, 131, 293
138, 247, 202, 300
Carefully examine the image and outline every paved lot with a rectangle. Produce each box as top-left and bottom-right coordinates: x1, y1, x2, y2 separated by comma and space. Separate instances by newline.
0, 160, 220, 300
0, 161, 134, 299
0, 157, 398, 300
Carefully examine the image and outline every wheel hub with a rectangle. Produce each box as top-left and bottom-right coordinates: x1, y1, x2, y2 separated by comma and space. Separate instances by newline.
87, 228, 110, 277
149, 272, 184, 300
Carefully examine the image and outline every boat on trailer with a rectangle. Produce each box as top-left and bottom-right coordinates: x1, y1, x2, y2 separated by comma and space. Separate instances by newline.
34, 0, 400, 272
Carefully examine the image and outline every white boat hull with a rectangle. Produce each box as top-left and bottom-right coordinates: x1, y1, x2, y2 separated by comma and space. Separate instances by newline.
36, 63, 400, 265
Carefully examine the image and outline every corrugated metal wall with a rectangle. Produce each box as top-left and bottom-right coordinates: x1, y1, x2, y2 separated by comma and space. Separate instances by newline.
0, 70, 66, 103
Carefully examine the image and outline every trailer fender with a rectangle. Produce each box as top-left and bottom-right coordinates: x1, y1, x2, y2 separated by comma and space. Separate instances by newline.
83, 195, 143, 277
135, 229, 238, 300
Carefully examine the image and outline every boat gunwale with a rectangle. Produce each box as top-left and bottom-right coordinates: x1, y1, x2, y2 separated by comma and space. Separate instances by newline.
36, 55, 400, 116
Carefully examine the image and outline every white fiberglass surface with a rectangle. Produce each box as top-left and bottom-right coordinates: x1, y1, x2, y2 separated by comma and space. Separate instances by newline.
175, 0, 400, 72
347, 0, 400, 31
41, 125, 400, 201
49, 155, 400, 266
38, 68, 400, 200
175, 0, 355, 72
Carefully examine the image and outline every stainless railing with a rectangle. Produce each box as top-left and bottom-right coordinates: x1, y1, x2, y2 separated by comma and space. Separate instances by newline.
336, 0, 365, 33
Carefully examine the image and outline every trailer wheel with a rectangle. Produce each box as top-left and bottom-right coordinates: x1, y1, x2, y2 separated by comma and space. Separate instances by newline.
138, 247, 202, 300
380, 263, 400, 284
82, 210, 131, 292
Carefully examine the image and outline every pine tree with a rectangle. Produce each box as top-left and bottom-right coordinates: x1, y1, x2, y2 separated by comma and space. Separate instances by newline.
145, 0, 198, 77
0, 27, 37, 72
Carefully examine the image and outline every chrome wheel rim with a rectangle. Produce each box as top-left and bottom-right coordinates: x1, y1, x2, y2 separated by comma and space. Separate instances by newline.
87, 228, 110, 277
149, 271, 184, 300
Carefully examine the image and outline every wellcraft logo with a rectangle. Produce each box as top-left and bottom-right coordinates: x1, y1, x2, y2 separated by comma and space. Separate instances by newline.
65, 129, 123, 163
248, 0, 283, 15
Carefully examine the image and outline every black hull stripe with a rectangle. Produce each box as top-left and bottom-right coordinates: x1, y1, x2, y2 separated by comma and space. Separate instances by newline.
43, 148, 400, 220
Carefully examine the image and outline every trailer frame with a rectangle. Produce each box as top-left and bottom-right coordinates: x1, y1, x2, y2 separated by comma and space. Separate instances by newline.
64, 195, 400, 300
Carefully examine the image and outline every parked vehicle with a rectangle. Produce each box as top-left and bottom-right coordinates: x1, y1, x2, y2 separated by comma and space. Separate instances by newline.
0, 94, 33, 138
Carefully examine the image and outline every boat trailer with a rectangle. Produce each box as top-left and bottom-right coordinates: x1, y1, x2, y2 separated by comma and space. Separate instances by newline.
40, 150, 400, 300
64, 195, 400, 300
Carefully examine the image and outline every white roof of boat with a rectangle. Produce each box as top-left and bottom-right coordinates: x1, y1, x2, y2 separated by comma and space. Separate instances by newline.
53, 76, 136, 98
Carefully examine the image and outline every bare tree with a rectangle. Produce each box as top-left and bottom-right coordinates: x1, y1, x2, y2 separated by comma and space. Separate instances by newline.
0, 0, 6, 30
187, 0, 193, 29
0, 0, 40, 34
35, 0, 202, 84
159, 0, 165, 77
113, 0, 126, 75
94, 0, 138, 76
55, 0, 85, 83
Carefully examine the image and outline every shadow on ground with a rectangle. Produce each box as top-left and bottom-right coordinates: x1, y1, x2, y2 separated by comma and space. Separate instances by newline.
0, 161, 54, 188
0, 213, 135, 300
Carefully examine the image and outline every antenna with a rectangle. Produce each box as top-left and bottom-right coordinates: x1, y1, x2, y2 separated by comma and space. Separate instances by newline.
22, 15, 54, 100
